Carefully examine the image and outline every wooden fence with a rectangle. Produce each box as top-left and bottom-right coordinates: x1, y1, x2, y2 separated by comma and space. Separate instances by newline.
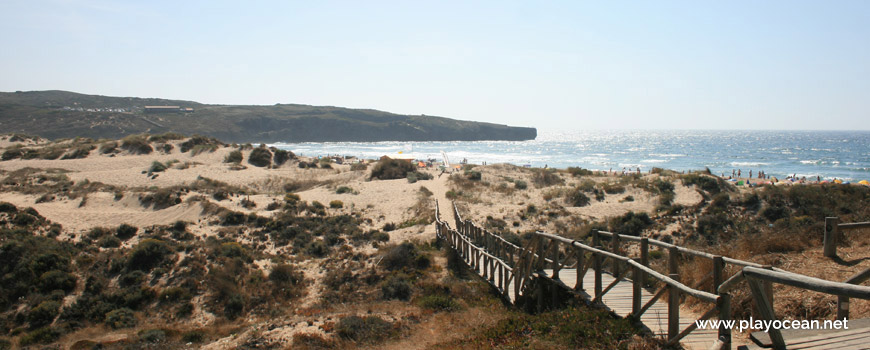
434, 200, 870, 350
823, 217, 870, 257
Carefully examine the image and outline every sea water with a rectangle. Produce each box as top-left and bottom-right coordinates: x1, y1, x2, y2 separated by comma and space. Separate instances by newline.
271, 130, 870, 182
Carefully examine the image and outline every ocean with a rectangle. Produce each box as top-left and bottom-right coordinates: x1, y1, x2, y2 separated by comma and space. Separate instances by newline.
271, 130, 870, 182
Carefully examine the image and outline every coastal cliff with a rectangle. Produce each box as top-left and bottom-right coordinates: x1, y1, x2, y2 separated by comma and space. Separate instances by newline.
0, 90, 536, 143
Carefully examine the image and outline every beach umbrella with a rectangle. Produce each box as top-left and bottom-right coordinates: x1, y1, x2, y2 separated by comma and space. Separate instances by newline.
859, 180, 870, 186
834, 179, 843, 184
843, 181, 851, 185
728, 179, 737, 182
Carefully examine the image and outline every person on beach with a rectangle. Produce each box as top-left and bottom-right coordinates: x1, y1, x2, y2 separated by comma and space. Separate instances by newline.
749, 170, 752, 178
738, 169, 741, 177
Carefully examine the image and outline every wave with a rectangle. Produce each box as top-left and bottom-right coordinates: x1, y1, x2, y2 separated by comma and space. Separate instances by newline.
729, 162, 770, 167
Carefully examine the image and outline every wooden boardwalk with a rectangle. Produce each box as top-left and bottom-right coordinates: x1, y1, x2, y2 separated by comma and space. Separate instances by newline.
439, 200, 870, 350
469, 258, 727, 349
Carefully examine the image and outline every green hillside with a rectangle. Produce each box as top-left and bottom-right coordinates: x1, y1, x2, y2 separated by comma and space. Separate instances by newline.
0, 91, 536, 143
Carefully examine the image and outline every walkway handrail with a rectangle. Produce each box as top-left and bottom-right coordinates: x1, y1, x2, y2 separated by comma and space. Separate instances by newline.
742, 266, 870, 299
596, 230, 786, 271
824, 217, 870, 257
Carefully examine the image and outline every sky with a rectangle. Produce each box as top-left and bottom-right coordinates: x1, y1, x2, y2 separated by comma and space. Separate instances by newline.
1, 1, 869, 131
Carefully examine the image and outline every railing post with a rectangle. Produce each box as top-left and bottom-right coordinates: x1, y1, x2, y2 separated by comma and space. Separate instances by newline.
837, 295, 849, 320
575, 247, 584, 291
718, 293, 732, 350
612, 233, 621, 276
536, 235, 545, 272
668, 273, 680, 341
632, 262, 642, 315
712, 256, 724, 295
640, 238, 649, 287
592, 229, 600, 248
748, 278, 785, 350
824, 217, 840, 258
668, 246, 679, 276
762, 265, 774, 309
551, 240, 560, 280
594, 252, 602, 300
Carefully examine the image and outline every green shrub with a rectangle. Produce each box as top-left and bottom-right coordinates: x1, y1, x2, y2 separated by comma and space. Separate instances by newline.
121, 135, 153, 154
28, 300, 61, 328
0, 202, 18, 213
761, 205, 790, 222
1, 148, 23, 161
105, 308, 137, 329
514, 180, 528, 190
305, 240, 328, 257
180, 135, 223, 153
566, 188, 590, 207
381, 242, 429, 271
224, 150, 243, 164
272, 149, 294, 166
19, 327, 60, 346
370, 157, 416, 180
466, 171, 482, 181
39, 270, 77, 293
99, 141, 118, 154
567, 167, 593, 177
609, 211, 653, 236
269, 264, 303, 285
128, 239, 171, 271
532, 169, 563, 187
337, 316, 394, 343
159, 286, 192, 303
329, 200, 343, 209
336, 186, 353, 194
116, 223, 138, 240
381, 276, 412, 300
350, 162, 368, 171
182, 330, 206, 343
138, 329, 167, 343
418, 295, 461, 312
248, 147, 273, 167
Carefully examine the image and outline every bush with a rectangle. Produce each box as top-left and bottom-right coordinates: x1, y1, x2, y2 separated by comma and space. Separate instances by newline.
337, 316, 394, 343
350, 162, 368, 171
248, 147, 273, 167
532, 169, 563, 187
269, 264, 303, 285
381, 242, 429, 271
224, 150, 243, 164
128, 239, 171, 271
99, 141, 118, 154
138, 329, 166, 343
567, 167, 593, 177
28, 300, 61, 327
610, 211, 653, 236
466, 171, 482, 181
19, 327, 60, 346
182, 330, 206, 343
566, 188, 591, 207
116, 223, 138, 240
305, 240, 328, 257
39, 270, 77, 293
370, 157, 416, 180
418, 295, 461, 312
381, 276, 412, 300
336, 186, 353, 194
272, 149, 294, 166
761, 205, 790, 222
180, 135, 223, 153
121, 135, 153, 154
105, 308, 137, 329
514, 180, 528, 190
329, 200, 343, 209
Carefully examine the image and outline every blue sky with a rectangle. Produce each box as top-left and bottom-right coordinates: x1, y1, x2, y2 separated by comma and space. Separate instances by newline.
1, 0, 869, 131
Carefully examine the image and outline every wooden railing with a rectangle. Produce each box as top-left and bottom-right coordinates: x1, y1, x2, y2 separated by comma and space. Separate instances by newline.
717, 266, 870, 350
823, 217, 870, 257
434, 201, 870, 350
